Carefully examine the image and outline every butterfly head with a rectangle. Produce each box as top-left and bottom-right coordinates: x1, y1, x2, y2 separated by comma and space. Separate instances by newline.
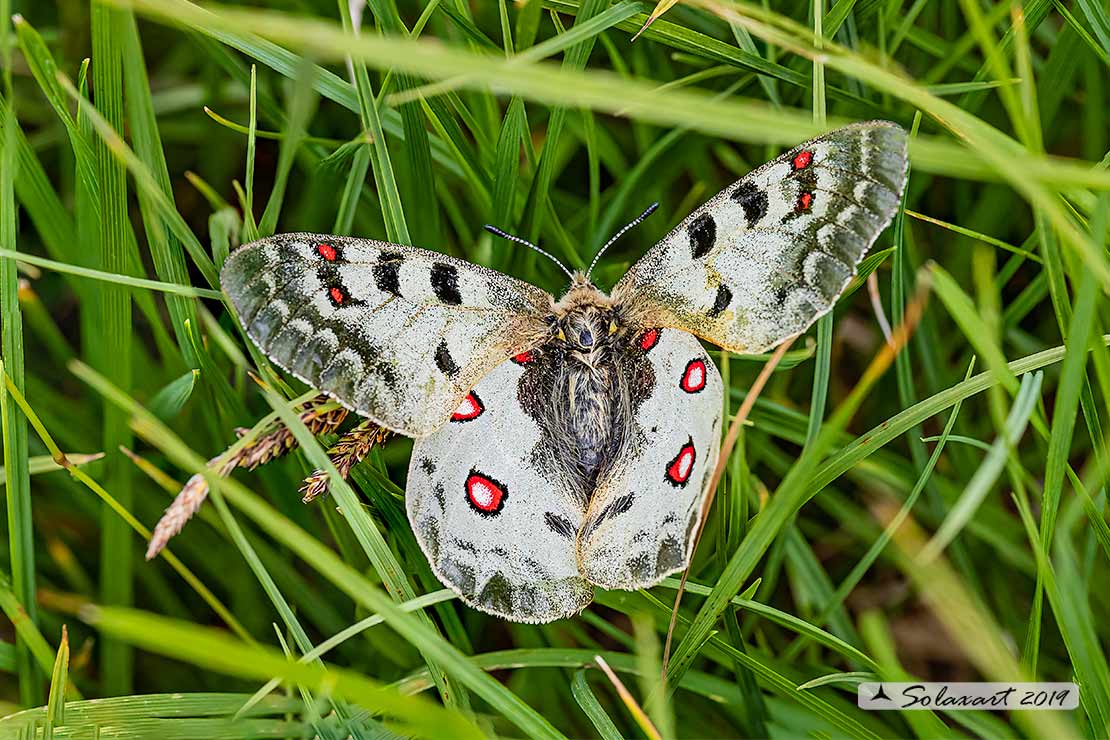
551, 282, 625, 364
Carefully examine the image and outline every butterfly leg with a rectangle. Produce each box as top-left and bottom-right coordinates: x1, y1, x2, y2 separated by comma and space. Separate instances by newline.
300, 420, 393, 503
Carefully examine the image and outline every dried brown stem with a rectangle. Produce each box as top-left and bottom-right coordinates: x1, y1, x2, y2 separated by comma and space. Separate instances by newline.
145, 395, 348, 559
594, 655, 662, 740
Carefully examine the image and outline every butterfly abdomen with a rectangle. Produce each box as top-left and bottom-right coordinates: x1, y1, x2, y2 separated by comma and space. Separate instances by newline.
563, 363, 623, 482
542, 291, 635, 492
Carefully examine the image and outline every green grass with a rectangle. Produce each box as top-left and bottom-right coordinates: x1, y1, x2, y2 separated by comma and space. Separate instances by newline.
1, 0, 1109, 736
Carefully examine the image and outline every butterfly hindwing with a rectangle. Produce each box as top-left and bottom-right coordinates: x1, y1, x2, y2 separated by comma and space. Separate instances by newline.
577, 328, 722, 589
406, 354, 594, 623
614, 121, 908, 354
221, 233, 552, 436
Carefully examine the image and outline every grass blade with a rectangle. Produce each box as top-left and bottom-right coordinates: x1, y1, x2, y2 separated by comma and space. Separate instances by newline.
0, 84, 38, 707
80, 604, 482, 739
920, 371, 1043, 560
44, 626, 69, 737
571, 669, 624, 740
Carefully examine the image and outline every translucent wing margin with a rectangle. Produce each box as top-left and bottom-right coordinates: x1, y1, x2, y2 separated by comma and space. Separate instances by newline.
222, 233, 552, 436
614, 121, 909, 354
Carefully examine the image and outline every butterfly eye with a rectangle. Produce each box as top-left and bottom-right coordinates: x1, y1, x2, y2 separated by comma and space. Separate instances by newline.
608, 320, 618, 335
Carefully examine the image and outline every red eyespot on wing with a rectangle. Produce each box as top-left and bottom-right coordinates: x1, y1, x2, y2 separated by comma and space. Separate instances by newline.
328, 286, 346, 305
639, 328, 660, 351
511, 350, 536, 364
665, 439, 696, 487
451, 391, 484, 422
316, 243, 338, 261
680, 358, 707, 393
796, 191, 814, 212
792, 150, 813, 170
465, 470, 507, 515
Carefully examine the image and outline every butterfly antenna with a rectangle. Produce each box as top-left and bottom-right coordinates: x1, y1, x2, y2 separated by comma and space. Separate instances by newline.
483, 225, 575, 280
586, 202, 659, 278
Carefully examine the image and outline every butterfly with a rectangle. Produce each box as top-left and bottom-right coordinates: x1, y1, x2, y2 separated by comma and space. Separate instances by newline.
221, 121, 908, 622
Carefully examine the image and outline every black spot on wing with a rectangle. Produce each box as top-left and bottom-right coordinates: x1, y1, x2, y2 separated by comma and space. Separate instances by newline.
584, 493, 635, 539
314, 263, 336, 291
709, 284, 732, 317
688, 213, 716, 259
608, 494, 634, 519
420, 457, 436, 475
435, 339, 460, 377
545, 512, 577, 539
373, 251, 403, 296
430, 262, 463, 305
452, 538, 478, 554
794, 167, 818, 190
625, 349, 657, 411
731, 182, 768, 228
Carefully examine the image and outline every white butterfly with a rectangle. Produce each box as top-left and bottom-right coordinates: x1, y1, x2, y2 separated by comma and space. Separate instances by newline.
221, 121, 908, 622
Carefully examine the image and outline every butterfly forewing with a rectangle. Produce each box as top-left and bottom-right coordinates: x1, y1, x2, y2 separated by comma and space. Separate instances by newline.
614, 121, 909, 354
406, 355, 594, 623
221, 233, 552, 436
578, 329, 722, 590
